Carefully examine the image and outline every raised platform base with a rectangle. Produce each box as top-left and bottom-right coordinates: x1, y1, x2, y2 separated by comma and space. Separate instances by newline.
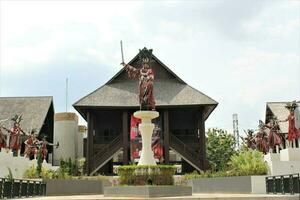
188, 176, 266, 194
104, 185, 192, 197
264, 148, 300, 175
280, 148, 300, 161
46, 179, 104, 196
25, 193, 299, 200
0, 151, 56, 179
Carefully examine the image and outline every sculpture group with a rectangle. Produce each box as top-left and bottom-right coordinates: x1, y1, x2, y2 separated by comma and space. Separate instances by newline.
242, 101, 300, 154
0, 114, 58, 161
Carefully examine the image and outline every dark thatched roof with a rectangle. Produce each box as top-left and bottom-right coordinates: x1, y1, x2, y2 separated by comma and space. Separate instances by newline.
266, 101, 300, 133
74, 51, 218, 120
0, 96, 54, 135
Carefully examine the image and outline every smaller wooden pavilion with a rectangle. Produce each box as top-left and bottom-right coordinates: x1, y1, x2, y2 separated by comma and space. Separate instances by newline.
0, 96, 54, 159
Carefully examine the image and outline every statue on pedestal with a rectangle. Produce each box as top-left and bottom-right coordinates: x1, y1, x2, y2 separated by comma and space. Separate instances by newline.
1, 115, 26, 156
38, 136, 59, 162
0, 126, 7, 151
256, 120, 269, 154
24, 129, 38, 159
121, 47, 156, 110
265, 118, 283, 153
241, 129, 256, 150
279, 101, 300, 148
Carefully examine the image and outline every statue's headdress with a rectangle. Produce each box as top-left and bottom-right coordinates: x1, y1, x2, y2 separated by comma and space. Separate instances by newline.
139, 47, 153, 64
270, 116, 279, 124
285, 100, 298, 111
258, 120, 265, 129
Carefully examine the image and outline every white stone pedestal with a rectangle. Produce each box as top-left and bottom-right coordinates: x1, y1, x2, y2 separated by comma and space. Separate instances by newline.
0, 151, 56, 179
134, 111, 159, 166
280, 148, 300, 161
264, 148, 300, 175
264, 153, 280, 163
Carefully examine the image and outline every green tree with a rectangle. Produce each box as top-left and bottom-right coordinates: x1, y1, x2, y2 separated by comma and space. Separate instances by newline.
206, 128, 236, 171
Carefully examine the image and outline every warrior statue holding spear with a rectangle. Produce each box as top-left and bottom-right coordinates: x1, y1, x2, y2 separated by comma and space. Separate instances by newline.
120, 42, 156, 110
1, 115, 26, 156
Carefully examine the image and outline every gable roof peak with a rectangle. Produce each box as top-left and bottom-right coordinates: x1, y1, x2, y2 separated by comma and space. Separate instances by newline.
106, 50, 186, 85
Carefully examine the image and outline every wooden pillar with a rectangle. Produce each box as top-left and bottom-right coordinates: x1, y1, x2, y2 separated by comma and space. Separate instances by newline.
163, 110, 170, 164
122, 111, 129, 164
197, 109, 206, 169
87, 111, 94, 174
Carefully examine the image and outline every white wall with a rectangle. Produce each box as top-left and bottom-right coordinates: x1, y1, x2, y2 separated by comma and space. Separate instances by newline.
53, 113, 78, 166
0, 151, 54, 179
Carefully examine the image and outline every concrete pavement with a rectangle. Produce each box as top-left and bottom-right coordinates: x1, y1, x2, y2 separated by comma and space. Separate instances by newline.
25, 193, 299, 200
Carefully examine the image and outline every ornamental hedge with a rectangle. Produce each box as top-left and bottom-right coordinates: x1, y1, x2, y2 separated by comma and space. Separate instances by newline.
117, 165, 176, 185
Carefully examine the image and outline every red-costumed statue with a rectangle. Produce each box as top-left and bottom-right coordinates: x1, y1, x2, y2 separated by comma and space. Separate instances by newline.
0, 126, 7, 151
24, 129, 39, 159
265, 118, 284, 153
256, 120, 269, 154
241, 129, 256, 150
1, 115, 26, 156
38, 136, 59, 162
121, 47, 156, 110
280, 101, 300, 148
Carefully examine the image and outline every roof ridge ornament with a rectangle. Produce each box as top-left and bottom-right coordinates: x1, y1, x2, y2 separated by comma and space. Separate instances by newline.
139, 47, 153, 64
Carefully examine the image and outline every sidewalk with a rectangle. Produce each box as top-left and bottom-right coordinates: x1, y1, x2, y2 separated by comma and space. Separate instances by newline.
25, 193, 300, 200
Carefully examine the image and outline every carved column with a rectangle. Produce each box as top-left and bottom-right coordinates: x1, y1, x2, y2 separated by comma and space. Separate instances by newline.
122, 111, 129, 164
87, 111, 94, 174
163, 110, 170, 164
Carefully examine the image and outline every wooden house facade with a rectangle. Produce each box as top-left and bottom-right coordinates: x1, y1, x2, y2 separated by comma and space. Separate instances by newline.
73, 50, 218, 175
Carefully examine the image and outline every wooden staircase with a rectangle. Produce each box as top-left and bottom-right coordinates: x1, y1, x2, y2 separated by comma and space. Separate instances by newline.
170, 133, 203, 172
90, 135, 122, 175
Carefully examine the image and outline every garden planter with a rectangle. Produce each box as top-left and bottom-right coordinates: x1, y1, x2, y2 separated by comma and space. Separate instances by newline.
45, 179, 104, 196
104, 185, 192, 197
188, 175, 267, 194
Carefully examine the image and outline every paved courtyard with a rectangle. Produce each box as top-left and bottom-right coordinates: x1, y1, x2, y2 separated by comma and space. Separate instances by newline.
25, 193, 299, 200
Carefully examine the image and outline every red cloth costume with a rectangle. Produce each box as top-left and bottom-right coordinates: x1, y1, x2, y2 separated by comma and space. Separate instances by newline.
256, 129, 269, 154
287, 113, 299, 141
132, 149, 139, 159
266, 123, 282, 148
24, 136, 38, 157
152, 143, 163, 159
125, 65, 155, 110
0, 129, 6, 149
41, 141, 48, 160
130, 115, 141, 140
9, 126, 21, 150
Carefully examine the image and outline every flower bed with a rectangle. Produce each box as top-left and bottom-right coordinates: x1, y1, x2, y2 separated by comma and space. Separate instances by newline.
117, 165, 176, 185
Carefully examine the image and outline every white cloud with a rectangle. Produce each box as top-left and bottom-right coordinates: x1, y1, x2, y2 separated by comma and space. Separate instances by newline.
0, 0, 299, 132
0, 0, 142, 73
266, 19, 300, 38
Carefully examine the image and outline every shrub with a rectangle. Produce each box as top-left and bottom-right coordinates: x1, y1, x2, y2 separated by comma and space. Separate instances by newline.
77, 157, 86, 176
59, 158, 76, 176
24, 166, 56, 179
117, 165, 176, 186
184, 149, 268, 180
228, 149, 268, 176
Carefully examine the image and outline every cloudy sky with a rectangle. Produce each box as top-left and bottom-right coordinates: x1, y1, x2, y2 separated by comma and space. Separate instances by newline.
0, 0, 299, 134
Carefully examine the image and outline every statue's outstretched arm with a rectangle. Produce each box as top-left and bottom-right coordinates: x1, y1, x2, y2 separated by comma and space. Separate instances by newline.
121, 63, 140, 79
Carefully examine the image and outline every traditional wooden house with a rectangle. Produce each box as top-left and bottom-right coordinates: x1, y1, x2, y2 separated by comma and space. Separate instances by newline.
0, 96, 54, 158
73, 50, 218, 175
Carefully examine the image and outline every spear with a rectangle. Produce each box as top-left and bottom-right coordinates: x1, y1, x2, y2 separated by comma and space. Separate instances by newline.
120, 40, 124, 64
